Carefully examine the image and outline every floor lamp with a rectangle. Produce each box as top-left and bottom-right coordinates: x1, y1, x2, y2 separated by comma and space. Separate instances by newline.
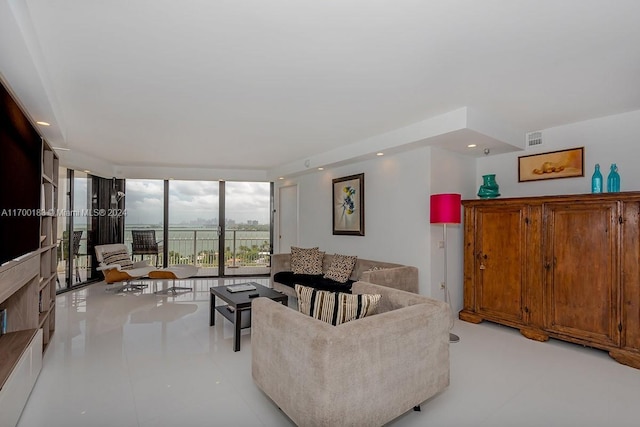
430, 193, 461, 343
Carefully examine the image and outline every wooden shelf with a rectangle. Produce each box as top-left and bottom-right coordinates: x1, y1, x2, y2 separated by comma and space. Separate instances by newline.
0, 86, 58, 426
0, 329, 38, 391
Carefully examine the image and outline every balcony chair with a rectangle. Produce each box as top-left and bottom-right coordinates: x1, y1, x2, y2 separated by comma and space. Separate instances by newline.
56, 230, 84, 286
131, 230, 163, 267
95, 243, 155, 292
71, 230, 83, 283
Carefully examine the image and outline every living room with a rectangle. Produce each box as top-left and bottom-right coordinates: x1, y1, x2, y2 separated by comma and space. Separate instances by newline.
2, 1, 640, 426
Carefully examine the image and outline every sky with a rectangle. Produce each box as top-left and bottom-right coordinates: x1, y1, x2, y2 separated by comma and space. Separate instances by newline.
124, 179, 271, 225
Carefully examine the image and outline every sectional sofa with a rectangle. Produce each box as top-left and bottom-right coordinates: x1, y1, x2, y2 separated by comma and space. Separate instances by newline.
270, 252, 419, 298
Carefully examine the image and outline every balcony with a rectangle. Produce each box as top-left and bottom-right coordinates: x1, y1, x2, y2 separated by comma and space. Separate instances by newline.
124, 227, 271, 276
55, 228, 270, 289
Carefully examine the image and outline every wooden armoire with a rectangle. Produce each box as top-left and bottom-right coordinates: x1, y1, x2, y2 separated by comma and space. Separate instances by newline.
459, 192, 640, 369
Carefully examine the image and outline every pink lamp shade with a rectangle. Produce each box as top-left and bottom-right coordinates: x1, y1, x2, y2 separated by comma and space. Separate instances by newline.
430, 193, 461, 224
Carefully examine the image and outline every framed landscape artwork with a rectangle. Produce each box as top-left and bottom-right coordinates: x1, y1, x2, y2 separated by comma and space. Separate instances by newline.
518, 147, 584, 182
332, 173, 364, 236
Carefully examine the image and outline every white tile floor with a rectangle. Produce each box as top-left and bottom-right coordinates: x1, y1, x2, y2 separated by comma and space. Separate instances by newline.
17, 278, 640, 427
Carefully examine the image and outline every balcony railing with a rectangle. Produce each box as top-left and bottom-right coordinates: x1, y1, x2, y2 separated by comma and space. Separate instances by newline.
124, 227, 271, 271
56, 228, 270, 286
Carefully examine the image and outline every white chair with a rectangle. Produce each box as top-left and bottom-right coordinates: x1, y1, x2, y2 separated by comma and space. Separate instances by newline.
95, 244, 155, 292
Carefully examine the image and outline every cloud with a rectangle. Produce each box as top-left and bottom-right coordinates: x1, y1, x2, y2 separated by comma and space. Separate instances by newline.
124, 179, 270, 225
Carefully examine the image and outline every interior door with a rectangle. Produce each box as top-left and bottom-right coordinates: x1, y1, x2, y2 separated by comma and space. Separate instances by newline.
278, 185, 298, 253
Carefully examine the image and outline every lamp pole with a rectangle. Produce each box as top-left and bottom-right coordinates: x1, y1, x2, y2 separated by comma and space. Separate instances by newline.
443, 223, 460, 343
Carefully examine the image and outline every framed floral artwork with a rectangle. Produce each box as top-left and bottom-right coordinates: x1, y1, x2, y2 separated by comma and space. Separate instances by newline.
332, 173, 364, 236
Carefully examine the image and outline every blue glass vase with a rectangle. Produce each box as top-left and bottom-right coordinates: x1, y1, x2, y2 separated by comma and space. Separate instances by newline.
606, 163, 620, 193
591, 164, 603, 193
477, 174, 500, 198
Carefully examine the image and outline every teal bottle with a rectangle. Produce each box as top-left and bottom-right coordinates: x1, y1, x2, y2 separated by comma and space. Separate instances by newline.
591, 164, 603, 193
606, 163, 620, 193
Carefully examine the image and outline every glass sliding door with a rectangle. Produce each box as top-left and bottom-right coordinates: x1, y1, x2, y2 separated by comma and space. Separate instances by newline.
123, 179, 272, 278
56, 167, 69, 291
124, 179, 165, 266
224, 181, 272, 276
168, 180, 219, 276
72, 171, 94, 284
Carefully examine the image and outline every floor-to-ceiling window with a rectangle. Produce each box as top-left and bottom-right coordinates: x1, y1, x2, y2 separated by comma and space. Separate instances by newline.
123, 179, 272, 277
224, 181, 271, 276
123, 179, 165, 267
72, 171, 94, 284
55, 167, 69, 291
169, 180, 219, 276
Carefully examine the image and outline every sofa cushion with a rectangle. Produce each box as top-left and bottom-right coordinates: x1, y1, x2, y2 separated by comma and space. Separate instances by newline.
323, 253, 357, 283
290, 246, 324, 275
273, 271, 355, 293
295, 284, 380, 326
102, 249, 134, 270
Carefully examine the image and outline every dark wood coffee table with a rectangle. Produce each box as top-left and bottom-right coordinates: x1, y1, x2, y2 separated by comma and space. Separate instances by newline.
209, 282, 287, 351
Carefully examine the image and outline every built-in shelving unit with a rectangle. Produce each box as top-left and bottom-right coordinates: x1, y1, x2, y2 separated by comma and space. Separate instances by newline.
38, 142, 58, 351
0, 140, 58, 426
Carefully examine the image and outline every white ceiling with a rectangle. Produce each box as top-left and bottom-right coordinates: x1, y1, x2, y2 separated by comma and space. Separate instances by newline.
2, 0, 640, 179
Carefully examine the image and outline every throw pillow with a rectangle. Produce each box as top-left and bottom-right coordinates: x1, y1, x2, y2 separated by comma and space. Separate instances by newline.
323, 253, 357, 283
102, 249, 134, 270
291, 246, 324, 275
295, 284, 380, 326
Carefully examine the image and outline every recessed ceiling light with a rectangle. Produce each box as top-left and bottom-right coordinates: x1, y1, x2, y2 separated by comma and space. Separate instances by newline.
467, 144, 477, 148
278, 177, 284, 180
36, 121, 50, 126
318, 167, 324, 171
83, 170, 91, 174
376, 152, 384, 156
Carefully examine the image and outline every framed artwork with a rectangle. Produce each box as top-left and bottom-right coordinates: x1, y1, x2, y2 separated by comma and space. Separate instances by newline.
332, 173, 364, 236
518, 147, 584, 182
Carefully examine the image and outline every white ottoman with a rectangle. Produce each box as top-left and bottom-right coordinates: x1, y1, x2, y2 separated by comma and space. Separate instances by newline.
149, 264, 198, 295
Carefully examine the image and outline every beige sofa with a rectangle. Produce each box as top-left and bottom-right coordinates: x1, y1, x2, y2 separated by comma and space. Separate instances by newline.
270, 252, 419, 298
251, 281, 450, 427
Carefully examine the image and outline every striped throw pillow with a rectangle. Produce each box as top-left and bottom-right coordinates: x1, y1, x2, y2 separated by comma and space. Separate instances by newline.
102, 249, 134, 270
295, 284, 380, 326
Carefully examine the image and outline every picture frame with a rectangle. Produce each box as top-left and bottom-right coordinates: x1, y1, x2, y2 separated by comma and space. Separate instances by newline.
518, 147, 584, 182
332, 173, 364, 236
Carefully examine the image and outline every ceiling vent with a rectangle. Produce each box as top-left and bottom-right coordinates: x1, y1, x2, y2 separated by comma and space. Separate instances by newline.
526, 131, 543, 148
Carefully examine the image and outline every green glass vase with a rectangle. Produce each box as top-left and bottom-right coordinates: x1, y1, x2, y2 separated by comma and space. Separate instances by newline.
478, 174, 500, 198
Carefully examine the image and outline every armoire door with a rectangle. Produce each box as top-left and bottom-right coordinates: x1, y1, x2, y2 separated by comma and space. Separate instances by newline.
544, 201, 620, 346
621, 201, 640, 351
473, 205, 528, 324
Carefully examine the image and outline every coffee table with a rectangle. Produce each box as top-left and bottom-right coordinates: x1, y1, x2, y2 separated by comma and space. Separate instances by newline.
209, 282, 287, 351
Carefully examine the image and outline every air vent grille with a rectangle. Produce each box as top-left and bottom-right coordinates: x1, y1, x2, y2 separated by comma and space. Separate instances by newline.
527, 131, 543, 147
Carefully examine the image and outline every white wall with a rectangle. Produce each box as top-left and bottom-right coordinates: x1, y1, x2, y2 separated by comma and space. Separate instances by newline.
429, 147, 476, 312
277, 147, 435, 296
275, 109, 640, 311
477, 110, 640, 197
276, 145, 476, 311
